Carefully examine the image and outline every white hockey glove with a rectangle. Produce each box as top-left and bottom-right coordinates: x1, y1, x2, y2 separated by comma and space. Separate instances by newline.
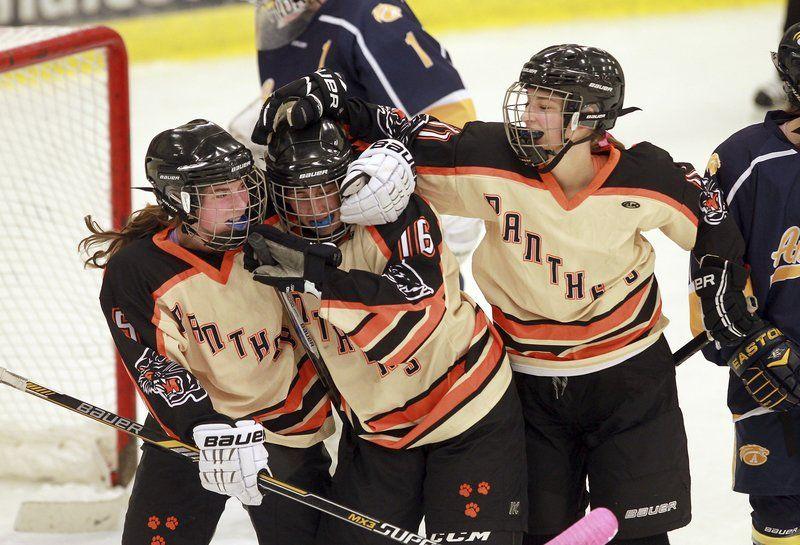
192, 420, 270, 506
340, 139, 416, 226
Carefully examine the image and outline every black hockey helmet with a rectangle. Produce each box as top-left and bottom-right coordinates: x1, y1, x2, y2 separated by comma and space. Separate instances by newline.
503, 44, 639, 168
265, 118, 352, 243
145, 119, 268, 251
773, 22, 800, 107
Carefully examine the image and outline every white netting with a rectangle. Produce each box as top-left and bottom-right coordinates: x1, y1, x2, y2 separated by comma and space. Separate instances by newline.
0, 27, 123, 484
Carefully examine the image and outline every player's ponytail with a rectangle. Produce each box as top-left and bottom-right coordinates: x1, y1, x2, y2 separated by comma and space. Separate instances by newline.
80, 205, 177, 269
591, 130, 625, 153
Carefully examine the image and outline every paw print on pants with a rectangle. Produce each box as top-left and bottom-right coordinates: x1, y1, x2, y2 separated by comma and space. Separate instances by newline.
477, 481, 491, 495
165, 516, 179, 531
464, 502, 480, 518
458, 483, 472, 497
151, 536, 166, 545
147, 516, 161, 530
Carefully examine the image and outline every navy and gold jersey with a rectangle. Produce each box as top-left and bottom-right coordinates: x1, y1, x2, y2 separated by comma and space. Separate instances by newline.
257, 0, 475, 125
340, 102, 745, 374
99, 230, 333, 445
283, 195, 511, 449
694, 110, 800, 419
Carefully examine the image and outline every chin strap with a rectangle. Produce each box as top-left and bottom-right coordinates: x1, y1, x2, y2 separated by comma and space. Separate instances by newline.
538, 133, 594, 173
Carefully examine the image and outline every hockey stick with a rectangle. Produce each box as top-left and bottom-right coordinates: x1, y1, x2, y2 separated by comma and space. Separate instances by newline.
673, 296, 758, 367
247, 232, 342, 407
545, 507, 618, 545
673, 332, 711, 367
0, 366, 433, 544
0, 366, 622, 545
277, 288, 342, 408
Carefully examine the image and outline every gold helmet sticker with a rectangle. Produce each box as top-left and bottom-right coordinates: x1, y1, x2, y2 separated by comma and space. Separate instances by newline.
706, 153, 721, 176
739, 444, 770, 466
372, 3, 403, 23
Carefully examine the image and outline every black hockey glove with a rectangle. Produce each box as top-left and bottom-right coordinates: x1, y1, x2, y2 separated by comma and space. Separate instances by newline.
728, 324, 800, 411
244, 226, 341, 296
252, 69, 348, 144
691, 255, 763, 346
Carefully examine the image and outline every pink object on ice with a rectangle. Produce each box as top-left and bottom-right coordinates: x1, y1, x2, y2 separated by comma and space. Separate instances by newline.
544, 508, 619, 545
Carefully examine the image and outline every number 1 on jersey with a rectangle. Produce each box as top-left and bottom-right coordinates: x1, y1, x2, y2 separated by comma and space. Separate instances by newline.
404, 32, 433, 69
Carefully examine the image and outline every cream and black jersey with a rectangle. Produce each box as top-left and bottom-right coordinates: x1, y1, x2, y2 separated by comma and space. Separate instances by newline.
99, 229, 333, 446
286, 195, 511, 449
342, 101, 745, 376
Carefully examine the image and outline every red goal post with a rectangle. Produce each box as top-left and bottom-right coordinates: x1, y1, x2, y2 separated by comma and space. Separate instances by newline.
0, 26, 135, 486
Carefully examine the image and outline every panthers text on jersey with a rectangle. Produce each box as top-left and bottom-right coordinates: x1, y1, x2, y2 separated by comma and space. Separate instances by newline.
693, 110, 800, 419
273, 195, 511, 449
338, 101, 745, 375
256, 0, 475, 126
100, 231, 333, 445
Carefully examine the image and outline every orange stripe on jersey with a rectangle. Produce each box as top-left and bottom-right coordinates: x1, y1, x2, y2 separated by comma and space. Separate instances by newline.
493, 277, 653, 342
325, 285, 447, 313
152, 228, 240, 284
366, 360, 466, 433
349, 312, 399, 350
369, 313, 505, 449
417, 165, 547, 190
254, 358, 317, 419
151, 268, 200, 357
366, 225, 392, 260
539, 147, 620, 211
283, 399, 331, 435
508, 300, 662, 361
382, 297, 447, 367
594, 187, 698, 226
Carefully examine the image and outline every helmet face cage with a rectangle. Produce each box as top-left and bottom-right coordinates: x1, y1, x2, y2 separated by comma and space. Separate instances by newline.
773, 49, 800, 106
164, 167, 269, 251
503, 82, 584, 166
260, 0, 309, 25
269, 174, 348, 244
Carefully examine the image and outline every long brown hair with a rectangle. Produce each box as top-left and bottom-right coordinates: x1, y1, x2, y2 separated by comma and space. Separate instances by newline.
80, 205, 177, 269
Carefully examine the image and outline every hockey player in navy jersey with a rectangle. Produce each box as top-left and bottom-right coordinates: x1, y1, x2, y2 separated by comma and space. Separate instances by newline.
229, 0, 482, 268
693, 23, 800, 545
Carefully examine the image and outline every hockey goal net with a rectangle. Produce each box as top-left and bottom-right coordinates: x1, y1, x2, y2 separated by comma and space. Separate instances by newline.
0, 26, 135, 486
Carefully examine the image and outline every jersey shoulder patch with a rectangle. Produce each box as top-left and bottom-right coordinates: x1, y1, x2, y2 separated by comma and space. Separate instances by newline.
370, 2, 403, 23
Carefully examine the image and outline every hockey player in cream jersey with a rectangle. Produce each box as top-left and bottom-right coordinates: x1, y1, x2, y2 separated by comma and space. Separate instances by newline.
251, 48, 760, 544
82, 120, 332, 545
244, 118, 527, 545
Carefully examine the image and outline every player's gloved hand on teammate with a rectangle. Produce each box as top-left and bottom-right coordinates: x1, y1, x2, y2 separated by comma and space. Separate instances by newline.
252, 69, 348, 144
691, 255, 763, 346
244, 227, 342, 297
727, 324, 800, 411
340, 139, 416, 226
192, 419, 270, 506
